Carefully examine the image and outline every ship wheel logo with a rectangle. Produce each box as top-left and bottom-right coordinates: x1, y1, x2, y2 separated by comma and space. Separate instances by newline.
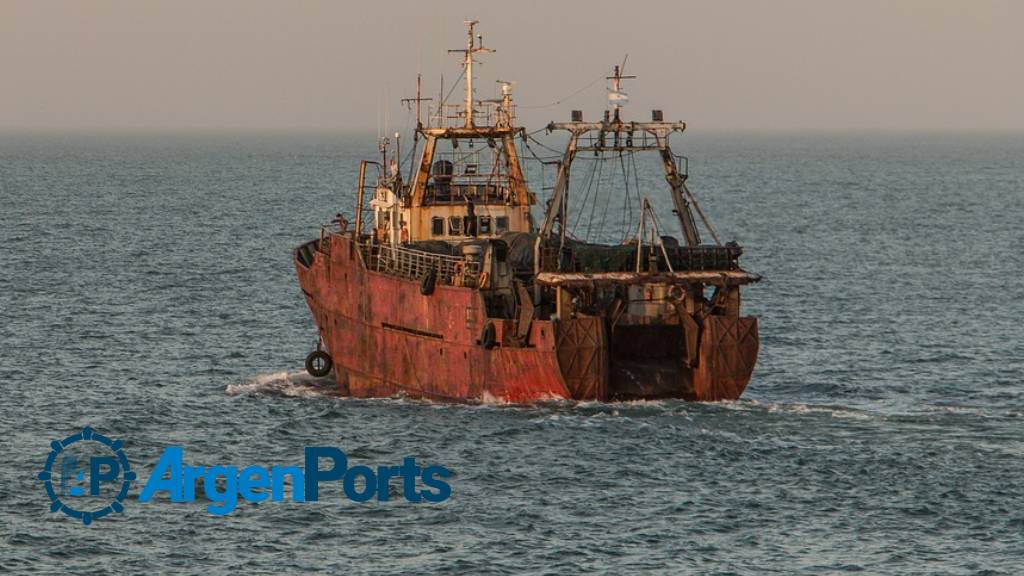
38, 426, 135, 525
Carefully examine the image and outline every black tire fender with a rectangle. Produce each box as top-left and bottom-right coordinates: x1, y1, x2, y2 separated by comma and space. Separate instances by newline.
420, 268, 437, 296
480, 321, 497, 349
305, 350, 333, 377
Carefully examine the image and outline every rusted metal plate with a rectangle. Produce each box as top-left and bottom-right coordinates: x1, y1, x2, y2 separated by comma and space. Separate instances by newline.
554, 317, 608, 401
679, 311, 699, 368
536, 270, 761, 287
692, 316, 759, 401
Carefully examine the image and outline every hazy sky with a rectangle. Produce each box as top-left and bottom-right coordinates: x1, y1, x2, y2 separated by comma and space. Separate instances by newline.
1, 0, 1021, 131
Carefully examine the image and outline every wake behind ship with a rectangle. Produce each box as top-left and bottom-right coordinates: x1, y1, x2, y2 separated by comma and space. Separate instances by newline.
294, 22, 760, 402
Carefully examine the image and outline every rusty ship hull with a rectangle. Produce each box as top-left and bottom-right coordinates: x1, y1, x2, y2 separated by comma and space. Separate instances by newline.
295, 234, 759, 402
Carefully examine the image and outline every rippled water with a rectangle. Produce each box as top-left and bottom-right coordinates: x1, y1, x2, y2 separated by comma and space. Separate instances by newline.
2, 131, 1022, 574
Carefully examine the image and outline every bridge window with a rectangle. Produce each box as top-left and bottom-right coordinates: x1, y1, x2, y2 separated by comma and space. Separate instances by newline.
448, 216, 463, 235
496, 216, 509, 233
479, 216, 491, 235
431, 217, 444, 236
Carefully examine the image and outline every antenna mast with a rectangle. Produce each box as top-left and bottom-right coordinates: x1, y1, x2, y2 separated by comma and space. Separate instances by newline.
401, 74, 433, 130
607, 55, 636, 122
448, 20, 494, 128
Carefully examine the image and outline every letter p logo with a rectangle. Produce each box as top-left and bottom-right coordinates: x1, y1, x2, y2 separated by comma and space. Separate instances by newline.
89, 456, 120, 496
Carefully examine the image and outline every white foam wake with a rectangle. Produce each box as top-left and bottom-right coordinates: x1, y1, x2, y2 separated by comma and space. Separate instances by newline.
226, 370, 338, 398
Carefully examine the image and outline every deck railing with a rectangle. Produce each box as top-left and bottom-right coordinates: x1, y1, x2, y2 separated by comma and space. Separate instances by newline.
429, 101, 516, 130
364, 243, 482, 286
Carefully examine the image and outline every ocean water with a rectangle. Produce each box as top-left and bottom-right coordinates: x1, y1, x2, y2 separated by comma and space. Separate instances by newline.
1, 130, 1022, 574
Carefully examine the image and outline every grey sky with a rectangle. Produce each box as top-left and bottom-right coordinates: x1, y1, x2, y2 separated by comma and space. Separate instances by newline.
1, 0, 1021, 131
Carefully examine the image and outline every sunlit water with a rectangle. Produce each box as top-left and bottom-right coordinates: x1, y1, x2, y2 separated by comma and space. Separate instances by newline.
2, 131, 1022, 574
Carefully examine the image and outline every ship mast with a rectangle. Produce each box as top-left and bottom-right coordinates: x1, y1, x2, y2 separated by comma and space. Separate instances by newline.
607, 56, 635, 122
448, 20, 493, 128
401, 74, 432, 131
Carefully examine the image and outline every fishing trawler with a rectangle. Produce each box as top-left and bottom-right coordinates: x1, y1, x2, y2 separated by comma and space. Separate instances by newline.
294, 21, 760, 402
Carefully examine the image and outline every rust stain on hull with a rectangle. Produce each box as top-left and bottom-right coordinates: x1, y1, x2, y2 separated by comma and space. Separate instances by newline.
297, 235, 570, 403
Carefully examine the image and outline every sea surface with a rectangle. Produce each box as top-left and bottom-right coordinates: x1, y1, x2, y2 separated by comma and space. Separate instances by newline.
1, 131, 1022, 574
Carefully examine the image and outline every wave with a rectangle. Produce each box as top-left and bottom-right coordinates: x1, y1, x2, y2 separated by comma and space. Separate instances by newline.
712, 398, 873, 420
225, 370, 337, 398
224, 376, 1006, 422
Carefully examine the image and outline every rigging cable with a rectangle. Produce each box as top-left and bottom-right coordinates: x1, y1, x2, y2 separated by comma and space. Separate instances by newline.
518, 69, 610, 109
525, 134, 564, 156
583, 158, 605, 243
629, 150, 647, 239
522, 139, 560, 165
441, 68, 467, 108
619, 151, 632, 244
598, 155, 616, 242
569, 156, 599, 238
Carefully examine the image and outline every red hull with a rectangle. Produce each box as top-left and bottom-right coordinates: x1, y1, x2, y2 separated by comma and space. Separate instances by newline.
296, 235, 758, 402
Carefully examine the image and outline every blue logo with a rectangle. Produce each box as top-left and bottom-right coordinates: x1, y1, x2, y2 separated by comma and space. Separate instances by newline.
41, 426, 452, 524
138, 446, 453, 515
38, 426, 135, 525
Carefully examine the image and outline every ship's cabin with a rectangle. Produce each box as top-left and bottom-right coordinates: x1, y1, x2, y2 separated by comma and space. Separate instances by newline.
369, 131, 534, 246
419, 136, 528, 241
